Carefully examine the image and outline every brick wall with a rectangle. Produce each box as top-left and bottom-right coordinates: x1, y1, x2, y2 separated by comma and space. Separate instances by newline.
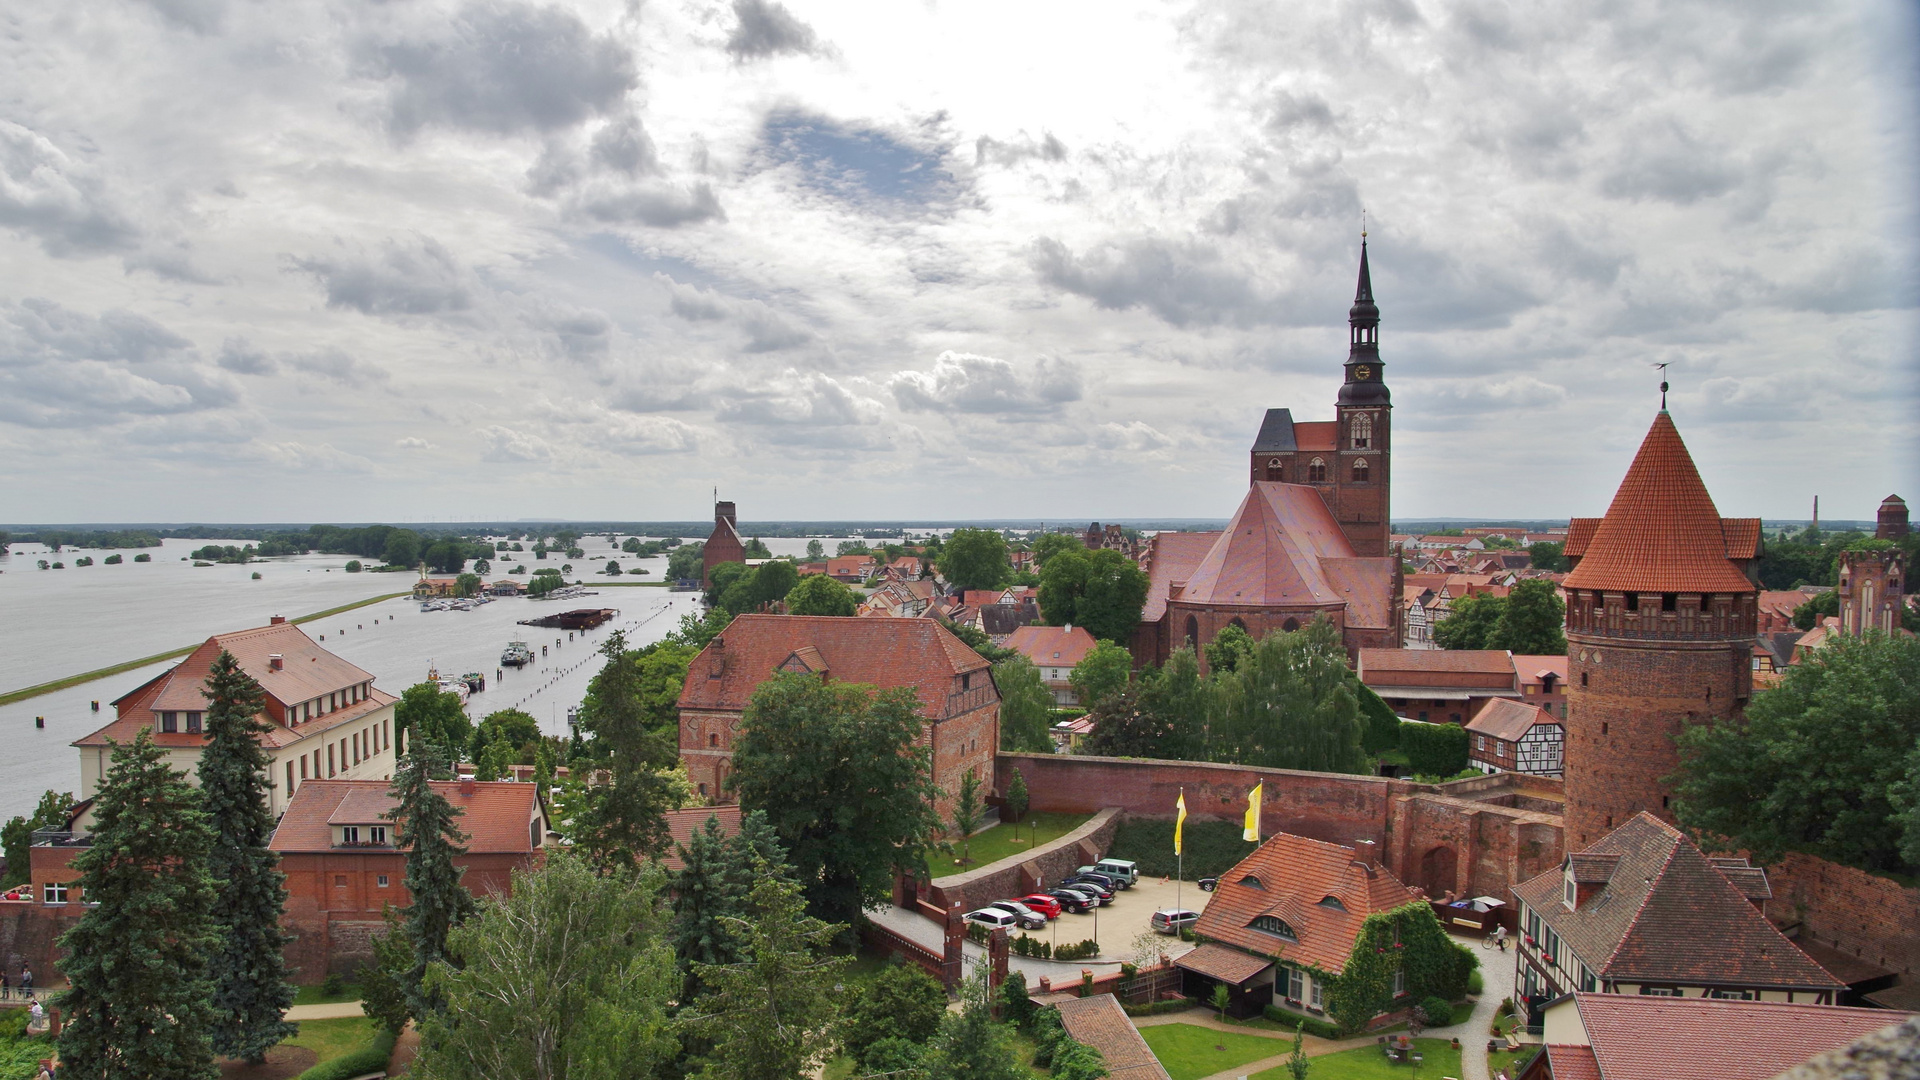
923, 808, 1123, 914
1769, 852, 1920, 977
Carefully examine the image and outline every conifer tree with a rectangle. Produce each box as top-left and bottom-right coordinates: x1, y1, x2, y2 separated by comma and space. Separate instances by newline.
670, 810, 790, 1002
57, 730, 221, 1079
386, 741, 476, 1020
198, 650, 298, 1062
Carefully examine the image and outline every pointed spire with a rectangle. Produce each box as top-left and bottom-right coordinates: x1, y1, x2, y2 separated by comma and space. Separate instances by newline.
1355, 238, 1373, 304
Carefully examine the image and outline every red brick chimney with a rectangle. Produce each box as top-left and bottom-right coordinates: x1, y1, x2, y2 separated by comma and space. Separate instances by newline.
708, 635, 727, 679
269, 615, 287, 625
459, 776, 476, 796
269, 654, 284, 671
1354, 839, 1379, 871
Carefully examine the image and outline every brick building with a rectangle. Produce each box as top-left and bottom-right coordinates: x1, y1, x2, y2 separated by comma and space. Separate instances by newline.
72, 617, 398, 820
1837, 546, 1905, 637
1560, 411, 1761, 849
1515, 654, 1568, 720
269, 778, 547, 979
1356, 648, 1520, 724
700, 500, 746, 586
1002, 623, 1098, 705
677, 615, 999, 818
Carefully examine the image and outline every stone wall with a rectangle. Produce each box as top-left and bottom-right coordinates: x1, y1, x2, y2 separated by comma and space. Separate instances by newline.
924, 808, 1123, 915
1769, 852, 1920, 978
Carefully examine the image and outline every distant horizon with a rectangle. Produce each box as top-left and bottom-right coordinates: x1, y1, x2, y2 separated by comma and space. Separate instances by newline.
0, 516, 1882, 533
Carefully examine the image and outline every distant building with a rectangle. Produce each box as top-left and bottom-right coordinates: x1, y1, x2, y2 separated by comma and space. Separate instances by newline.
1356, 648, 1520, 724
825, 555, 877, 583
1465, 698, 1564, 777
1514, 654, 1568, 719
676, 615, 998, 819
1837, 541, 1906, 637
1002, 624, 1099, 705
701, 500, 746, 586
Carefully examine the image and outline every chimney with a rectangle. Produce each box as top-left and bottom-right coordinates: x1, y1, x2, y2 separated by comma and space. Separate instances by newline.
269, 615, 287, 625
459, 776, 476, 796
269, 654, 284, 671
1354, 839, 1379, 871
708, 635, 727, 679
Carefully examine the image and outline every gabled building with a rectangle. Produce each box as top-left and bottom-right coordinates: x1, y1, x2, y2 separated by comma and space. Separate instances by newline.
1002, 624, 1099, 705
1514, 655, 1568, 720
1512, 813, 1842, 1018
1356, 648, 1520, 724
701, 500, 746, 586
1465, 698, 1564, 777
74, 616, 398, 818
676, 615, 998, 818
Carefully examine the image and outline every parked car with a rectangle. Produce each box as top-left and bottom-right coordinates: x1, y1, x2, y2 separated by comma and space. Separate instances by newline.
1045, 888, 1095, 914
981, 901, 1047, 930
1017, 894, 1063, 919
1055, 882, 1111, 907
1078, 859, 1139, 887
1067, 871, 1121, 893
964, 908, 1024, 931
1151, 908, 1201, 935
1197, 876, 1220, 892
1058, 877, 1115, 903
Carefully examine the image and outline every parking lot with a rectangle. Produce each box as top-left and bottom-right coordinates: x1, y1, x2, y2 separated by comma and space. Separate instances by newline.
984, 874, 1208, 964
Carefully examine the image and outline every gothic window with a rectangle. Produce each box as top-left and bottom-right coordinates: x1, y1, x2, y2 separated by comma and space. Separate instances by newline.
1350, 413, 1372, 449
1308, 458, 1328, 483
1282, 617, 1300, 632
1352, 458, 1370, 483
1249, 915, 1297, 940
1185, 616, 1199, 646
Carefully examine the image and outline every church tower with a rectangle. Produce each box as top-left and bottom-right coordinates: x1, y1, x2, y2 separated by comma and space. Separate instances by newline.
1334, 240, 1391, 556
1560, 411, 1761, 849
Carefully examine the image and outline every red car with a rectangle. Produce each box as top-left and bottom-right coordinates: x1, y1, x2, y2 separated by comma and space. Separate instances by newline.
1017, 894, 1063, 919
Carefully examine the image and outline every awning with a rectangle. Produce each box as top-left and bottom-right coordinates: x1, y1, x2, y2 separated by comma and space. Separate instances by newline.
1174, 943, 1275, 986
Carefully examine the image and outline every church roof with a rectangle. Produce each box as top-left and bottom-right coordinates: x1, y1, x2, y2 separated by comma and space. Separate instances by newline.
1562, 412, 1757, 594
1251, 408, 1298, 452
1175, 482, 1359, 608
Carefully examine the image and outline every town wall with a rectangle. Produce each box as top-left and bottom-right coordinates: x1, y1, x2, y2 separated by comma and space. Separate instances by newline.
1769, 852, 1920, 978
922, 808, 1123, 915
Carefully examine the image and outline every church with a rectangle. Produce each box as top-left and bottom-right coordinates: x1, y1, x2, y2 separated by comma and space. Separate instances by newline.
1129, 243, 1402, 669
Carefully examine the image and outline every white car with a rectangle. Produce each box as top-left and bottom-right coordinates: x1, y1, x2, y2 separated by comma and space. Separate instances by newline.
964, 908, 1030, 931
982, 901, 1048, 930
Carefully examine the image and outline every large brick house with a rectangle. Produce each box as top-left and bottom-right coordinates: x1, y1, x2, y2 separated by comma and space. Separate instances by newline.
270, 778, 547, 979
1002, 624, 1098, 704
1356, 648, 1521, 724
676, 615, 999, 818
72, 617, 398, 819
1511, 813, 1841, 1016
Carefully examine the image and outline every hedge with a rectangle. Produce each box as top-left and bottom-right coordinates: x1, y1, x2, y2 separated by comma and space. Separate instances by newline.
1400, 721, 1468, 778
294, 1026, 398, 1080
1418, 996, 1453, 1027
1358, 684, 1401, 753
1107, 818, 1258, 879
1123, 998, 1197, 1017
1263, 1005, 1344, 1040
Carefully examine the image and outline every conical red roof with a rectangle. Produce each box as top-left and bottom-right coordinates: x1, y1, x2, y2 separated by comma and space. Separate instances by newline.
1564, 412, 1756, 594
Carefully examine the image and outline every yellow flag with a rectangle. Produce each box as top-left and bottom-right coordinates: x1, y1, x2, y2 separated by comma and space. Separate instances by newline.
1174, 790, 1187, 856
1243, 781, 1263, 842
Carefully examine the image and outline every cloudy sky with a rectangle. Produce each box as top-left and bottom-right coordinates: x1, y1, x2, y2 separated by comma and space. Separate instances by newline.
2, 0, 1915, 525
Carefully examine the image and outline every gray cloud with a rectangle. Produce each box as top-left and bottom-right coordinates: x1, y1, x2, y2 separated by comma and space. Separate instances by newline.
217, 337, 278, 375
725, 0, 823, 62
0, 121, 141, 258
290, 236, 473, 316
575, 182, 726, 227
481, 424, 555, 463
1599, 120, 1743, 205
890, 352, 1082, 416
360, 1, 639, 136
138, 0, 226, 34
716, 372, 880, 430
286, 348, 389, 387
975, 132, 1068, 167
0, 299, 237, 428
1030, 236, 1271, 328
590, 116, 659, 177
660, 277, 811, 351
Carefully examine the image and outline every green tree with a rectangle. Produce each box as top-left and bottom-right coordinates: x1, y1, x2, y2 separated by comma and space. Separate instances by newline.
730, 674, 944, 927
742, 537, 773, 559
667, 542, 706, 582
410, 852, 680, 1080
940, 528, 1013, 592
383, 530, 422, 568
57, 731, 221, 1080
2, 789, 72, 889
424, 540, 466, 574
1400, 721, 1470, 778
950, 772, 986, 863
1491, 579, 1566, 654
843, 963, 947, 1069
1039, 548, 1148, 644
454, 571, 482, 597
1357, 683, 1401, 755
1203, 623, 1254, 674
785, 573, 857, 616
681, 868, 849, 1080
1432, 593, 1502, 651
360, 906, 415, 1034
471, 708, 542, 764
1083, 648, 1214, 762
992, 656, 1056, 752
605, 560, 623, 576
670, 811, 792, 1002
949, 622, 1017, 662
1006, 767, 1030, 823
386, 742, 478, 1021
1216, 620, 1368, 774
806, 539, 825, 559
396, 682, 473, 757
1069, 641, 1133, 710
1527, 541, 1567, 573
573, 632, 681, 868
922, 968, 1025, 1080
197, 651, 298, 1062
1793, 589, 1840, 631
1674, 632, 1920, 874
1032, 532, 1083, 566
836, 539, 871, 556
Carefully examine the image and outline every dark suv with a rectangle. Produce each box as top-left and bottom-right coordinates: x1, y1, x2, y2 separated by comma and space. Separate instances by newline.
1059, 875, 1116, 901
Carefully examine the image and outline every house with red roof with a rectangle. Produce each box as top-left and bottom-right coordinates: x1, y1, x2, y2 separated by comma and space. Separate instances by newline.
1177, 831, 1427, 1023
1520, 992, 1912, 1080
825, 554, 878, 584
1465, 698, 1563, 777
676, 615, 998, 818
1511, 813, 1842, 1024
72, 615, 398, 820
1514, 654, 1568, 720
1356, 648, 1520, 724
269, 778, 547, 980
1002, 624, 1098, 704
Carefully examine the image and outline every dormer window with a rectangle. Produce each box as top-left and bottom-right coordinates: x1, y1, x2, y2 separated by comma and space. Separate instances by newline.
342, 826, 360, 845
1564, 864, 1577, 910
159, 712, 177, 733
185, 711, 202, 734
1239, 874, 1265, 890
1318, 895, 1347, 911
1249, 915, 1297, 940
369, 825, 387, 845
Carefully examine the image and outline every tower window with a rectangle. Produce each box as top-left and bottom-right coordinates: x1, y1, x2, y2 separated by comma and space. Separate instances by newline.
1307, 457, 1328, 483
1352, 458, 1370, 483
1581, 672, 1589, 687
1661, 594, 1678, 612
1350, 413, 1373, 449
1625, 593, 1639, 611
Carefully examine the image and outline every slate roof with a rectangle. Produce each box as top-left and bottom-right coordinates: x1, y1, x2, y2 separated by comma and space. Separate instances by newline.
1562, 412, 1760, 594
1004, 624, 1099, 669
1466, 698, 1557, 743
1566, 993, 1909, 1080
1053, 993, 1173, 1080
270, 779, 542, 854
1513, 813, 1841, 990
677, 614, 991, 719
1251, 408, 1298, 452
1192, 832, 1420, 975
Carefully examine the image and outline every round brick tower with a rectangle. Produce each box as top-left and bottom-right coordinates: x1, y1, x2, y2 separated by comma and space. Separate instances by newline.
1560, 411, 1760, 849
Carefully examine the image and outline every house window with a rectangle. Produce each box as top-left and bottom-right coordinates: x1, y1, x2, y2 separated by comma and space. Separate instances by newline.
709, 733, 719, 747
43, 882, 68, 904
1393, 968, 1406, 997
342, 826, 360, 844
159, 712, 177, 733
1476, 735, 1486, 752
1580, 966, 1597, 991
1564, 870, 1577, 909
377, 875, 390, 888
370, 826, 388, 845
1249, 915, 1298, 940
1307, 457, 1328, 483
1708, 988, 1756, 1000
1352, 458, 1370, 482
1309, 977, 1324, 1011
287, 762, 295, 795
1350, 413, 1372, 449
185, 711, 202, 733
1287, 966, 1304, 1002
328, 746, 336, 777
1640, 986, 1680, 997
1240, 874, 1265, 889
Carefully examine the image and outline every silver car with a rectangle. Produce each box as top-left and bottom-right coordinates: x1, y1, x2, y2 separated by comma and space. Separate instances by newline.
982, 901, 1048, 930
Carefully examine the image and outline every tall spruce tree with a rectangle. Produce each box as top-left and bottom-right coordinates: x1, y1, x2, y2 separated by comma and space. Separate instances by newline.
197, 650, 298, 1061
670, 811, 790, 1002
386, 741, 476, 1020
57, 730, 221, 1079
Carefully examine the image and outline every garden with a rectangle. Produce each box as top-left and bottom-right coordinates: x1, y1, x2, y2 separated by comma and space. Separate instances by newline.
931, 811, 1096, 873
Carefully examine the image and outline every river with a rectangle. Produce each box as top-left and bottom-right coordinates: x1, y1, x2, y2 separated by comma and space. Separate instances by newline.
0, 533, 888, 820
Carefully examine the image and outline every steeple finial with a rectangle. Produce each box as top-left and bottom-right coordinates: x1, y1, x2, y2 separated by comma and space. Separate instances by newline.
1653, 362, 1670, 411
1354, 237, 1373, 305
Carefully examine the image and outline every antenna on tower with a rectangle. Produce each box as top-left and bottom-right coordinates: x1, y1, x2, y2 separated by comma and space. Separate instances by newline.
1652, 362, 1671, 410
1361, 207, 1368, 239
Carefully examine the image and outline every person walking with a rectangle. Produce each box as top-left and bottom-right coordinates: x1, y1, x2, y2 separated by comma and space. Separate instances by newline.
1491, 924, 1509, 952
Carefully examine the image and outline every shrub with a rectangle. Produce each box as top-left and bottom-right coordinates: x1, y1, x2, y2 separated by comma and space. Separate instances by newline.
1123, 998, 1196, 1017
1011, 934, 1053, 958
1263, 1005, 1343, 1040
1054, 939, 1101, 961
321, 972, 345, 998
103, 554, 122, 565
1000, 970, 1036, 1029
345, 560, 362, 572
133, 553, 151, 562
1419, 996, 1454, 1027
1108, 818, 1257, 878
1401, 721, 1469, 777
1468, 968, 1484, 996
293, 1026, 398, 1080
74, 557, 93, 566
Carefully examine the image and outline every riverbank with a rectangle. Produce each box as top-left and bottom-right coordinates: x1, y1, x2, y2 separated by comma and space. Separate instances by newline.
0, 591, 409, 706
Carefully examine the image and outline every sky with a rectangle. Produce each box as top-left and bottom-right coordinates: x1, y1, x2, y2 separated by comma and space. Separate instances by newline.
1, 0, 1916, 526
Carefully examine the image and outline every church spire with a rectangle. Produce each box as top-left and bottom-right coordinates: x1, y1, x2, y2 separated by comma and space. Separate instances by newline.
1339, 239, 1389, 405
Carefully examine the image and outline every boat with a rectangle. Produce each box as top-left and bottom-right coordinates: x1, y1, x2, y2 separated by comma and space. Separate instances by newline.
460, 672, 486, 693
501, 641, 533, 667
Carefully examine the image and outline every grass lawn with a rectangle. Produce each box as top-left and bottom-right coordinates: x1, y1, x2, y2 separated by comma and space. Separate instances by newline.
1249, 1037, 1532, 1079
932, 812, 1095, 876
1139, 1022, 1288, 1080
285, 1017, 378, 1064
292, 981, 361, 1006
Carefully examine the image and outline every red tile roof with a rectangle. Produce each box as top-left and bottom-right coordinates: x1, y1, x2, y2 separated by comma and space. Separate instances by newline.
1053, 993, 1173, 1080
1358, 649, 1516, 677
1004, 624, 1099, 667
1293, 420, 1337, 451
1544, 1045, 1603, 1080
269, 779, 542, 854
1466, 698, 1557, 743
1141, 532, 1222, 622
1563, 412, 1758, 594
1192, 832, 1420, 974
676, 614, 991, 718
1513, 655, 1568, 686
1513, 813, 1841, 990
1568, 993, 1909, 1080
1173, 942, 1275, 984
